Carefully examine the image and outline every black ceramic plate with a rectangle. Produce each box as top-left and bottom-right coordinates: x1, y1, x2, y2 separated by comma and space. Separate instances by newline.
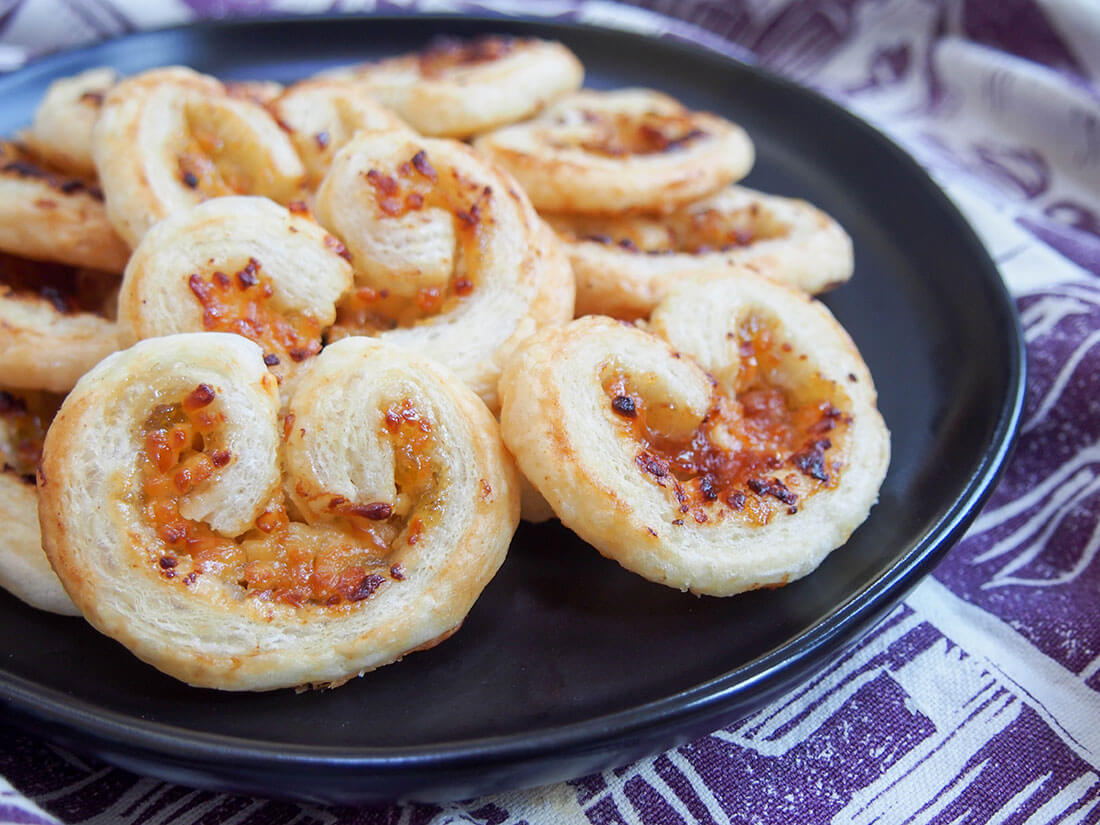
0, 15, 1024, 805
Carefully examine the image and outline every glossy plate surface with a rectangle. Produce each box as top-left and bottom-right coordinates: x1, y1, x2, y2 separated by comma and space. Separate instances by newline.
0, 15, 1024, 804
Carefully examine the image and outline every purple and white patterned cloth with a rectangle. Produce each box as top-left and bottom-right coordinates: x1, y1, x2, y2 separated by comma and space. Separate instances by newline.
1, 1, 1098, 822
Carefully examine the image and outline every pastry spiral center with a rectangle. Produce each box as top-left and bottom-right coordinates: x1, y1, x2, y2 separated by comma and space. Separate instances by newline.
138, 387, 435, 608
334, 149, 484, 331
176, 104, 278, 197
571, 111, 708, 157
607, 315, 849, 525
186, 256, 323, 370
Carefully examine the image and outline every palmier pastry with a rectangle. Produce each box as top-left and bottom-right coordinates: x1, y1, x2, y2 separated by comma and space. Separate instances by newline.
38, 333, 519, 690
0, 141, 130, 272
325, 35, 583, 138
545, 185, 854, 318
0, 251, 120, 392
118, 196, 353, 387
225, 80, 285, 106
314, 130, 574, 410
473, 88, 754, 214
268, 79, 409, 189
0, 388, 78, 615
92, 67, 306, 247
21, 66, 117, 177
500, 272, 889, 596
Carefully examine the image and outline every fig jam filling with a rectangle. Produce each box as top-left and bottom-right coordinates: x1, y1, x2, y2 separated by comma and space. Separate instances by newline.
139, 387, 437, 608
0, 251, 119, 316
0, 390, 58, 482
576, 112, 707, 157
608, 316, 849, 525
333, 150, 483, 333
187, 256, 322, 371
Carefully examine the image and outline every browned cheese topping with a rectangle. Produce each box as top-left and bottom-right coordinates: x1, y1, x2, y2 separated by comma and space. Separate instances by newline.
0, 141, 102, 199
569, 110, 707, 157
571, 203, 790, 256
0, 251, 119, 316
335, 149, 486, 332
139, 387, 439, 608
176, 112, 291, 196
177, 122, 239, 195
187, 257, 322, 369
0, 390, 59, 483
417, 35, 520, 78
608, 315, 850, 525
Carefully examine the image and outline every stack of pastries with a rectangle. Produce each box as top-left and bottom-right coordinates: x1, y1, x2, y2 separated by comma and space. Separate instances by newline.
0, 34, 888, 691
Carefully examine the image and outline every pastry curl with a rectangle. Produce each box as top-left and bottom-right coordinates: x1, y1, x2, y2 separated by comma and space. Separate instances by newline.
473, 88, 753, 214
314, 130, 574, 410
268, 79, 409, 189
38, 333, 519, 690
20, 66, 117, 176
0, 141, 130, 272
324, 35, 583, 138
225, 80, 285, 106
0, 251, 120, 392
118, 196, 353, 387
499, 272, 889, 596
92, 67, 306, 247
0, 388, 78, 615
545, 185, 854, 318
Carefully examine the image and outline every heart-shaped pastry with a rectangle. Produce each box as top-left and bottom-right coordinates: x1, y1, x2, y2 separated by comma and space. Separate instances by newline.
38, 333, 519, 690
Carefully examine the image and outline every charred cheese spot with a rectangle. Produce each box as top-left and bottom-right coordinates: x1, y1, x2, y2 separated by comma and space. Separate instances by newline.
607, 314, 850, 525
138, 390, 448, 609
186, 257, 323, 367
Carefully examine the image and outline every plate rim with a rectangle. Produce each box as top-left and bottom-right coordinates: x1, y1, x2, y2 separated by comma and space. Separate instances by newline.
0, 10, 1027, 796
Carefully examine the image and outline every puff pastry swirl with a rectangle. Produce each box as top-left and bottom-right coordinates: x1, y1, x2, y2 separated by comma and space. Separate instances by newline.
118, 196, 353, 387
92, 67, 306, 247
268, 79, 409, 190
20, 67, 117, 177
325, 35, 583, 138
545, 185, 854, 318
38, 333, 519, 690
474, 88, 754, 214
0, 141, 129, 272
0, 388, 78, 615
500, 272, 889, 596
0, 252, 120, 392
315, 130, 573, 410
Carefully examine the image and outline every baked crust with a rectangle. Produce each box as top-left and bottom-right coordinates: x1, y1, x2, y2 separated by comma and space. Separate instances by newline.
92, 67, 306, 247
118, 195, 353, 388
268, 79, 409, 189
324, 35, 583, 138
0, 141, 129, 272
474, 88, 754, 214
499, 271, 889, 596
315, 130, 574, 411
0, 388, 77, 615
545, 185, 854, 318
38, 333, 519, 690
20, 66, 117, 177
0, 252, 120, 392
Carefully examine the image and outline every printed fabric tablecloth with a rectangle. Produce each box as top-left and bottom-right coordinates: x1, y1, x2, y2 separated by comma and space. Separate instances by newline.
1, 0, 1098, 822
